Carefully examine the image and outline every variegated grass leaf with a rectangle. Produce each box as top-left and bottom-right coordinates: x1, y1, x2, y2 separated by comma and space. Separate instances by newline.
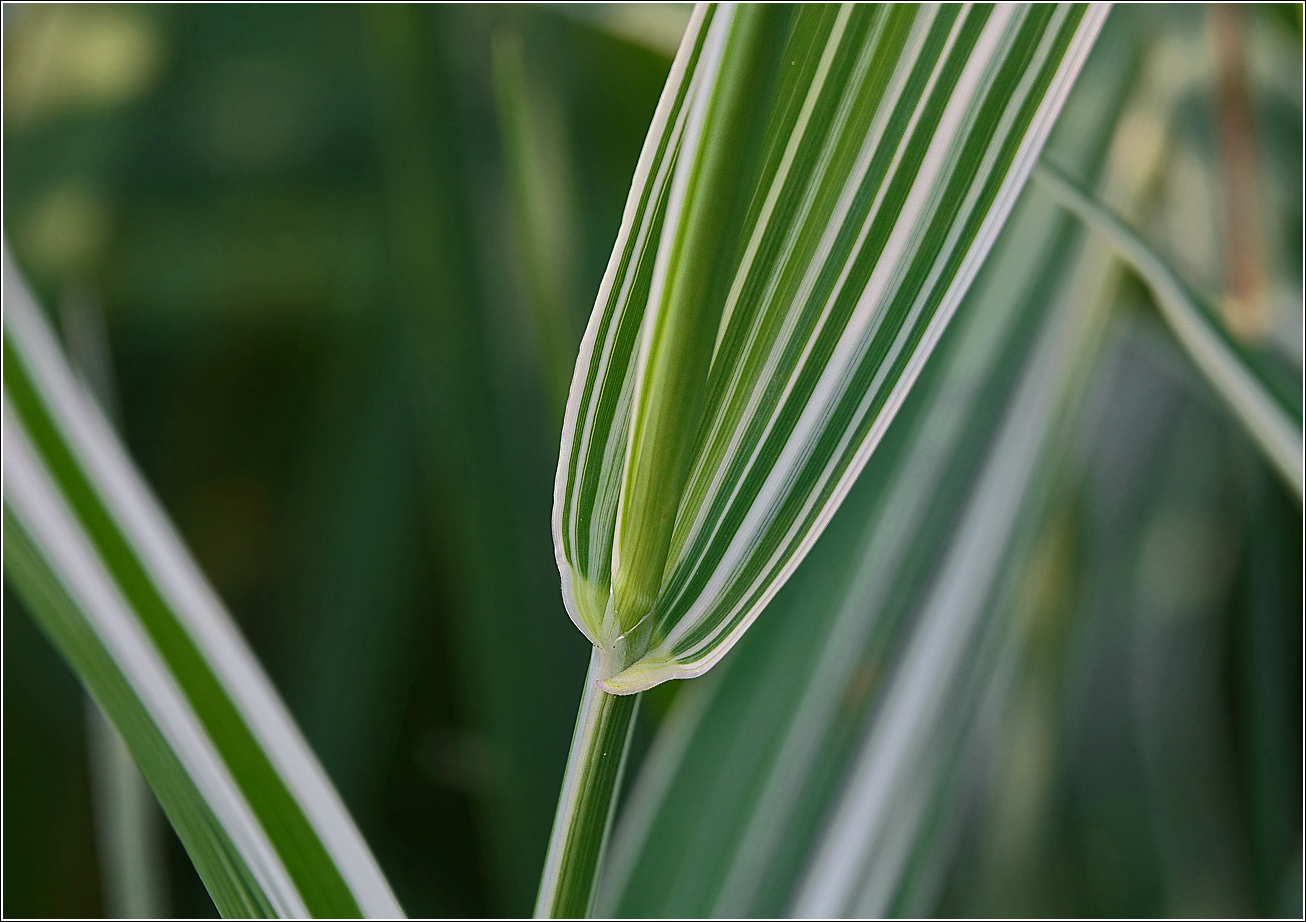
537, 5, 1108, 918
554, 2, 1109, 695
2, 246, 403, 919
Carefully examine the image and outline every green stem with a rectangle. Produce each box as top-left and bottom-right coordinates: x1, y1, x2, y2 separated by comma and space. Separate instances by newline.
535, 648, 641, 918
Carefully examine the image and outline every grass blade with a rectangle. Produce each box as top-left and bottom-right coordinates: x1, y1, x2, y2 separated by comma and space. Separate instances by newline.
541, 3, 1108, 915
790, 216, 1102, 916
2, 246, 403, 918
1033, 160, 1305, 498
554, 2, 1109, 694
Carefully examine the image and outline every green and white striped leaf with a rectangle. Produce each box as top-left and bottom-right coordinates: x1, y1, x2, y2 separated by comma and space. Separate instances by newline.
2, 246, 403, 919
596, 10, 1156, 912
553, 2, 1109, 694
595, 171, 1113, 916
1033, 161, 1305, 498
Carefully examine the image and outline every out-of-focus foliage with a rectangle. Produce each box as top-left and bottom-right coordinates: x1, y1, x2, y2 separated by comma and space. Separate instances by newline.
4, 5, 670, 916
2, 3, 1300, 919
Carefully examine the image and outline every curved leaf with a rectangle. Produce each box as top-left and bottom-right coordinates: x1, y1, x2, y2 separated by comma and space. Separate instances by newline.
2, 247, 403, 918
553, 2, 1110, 693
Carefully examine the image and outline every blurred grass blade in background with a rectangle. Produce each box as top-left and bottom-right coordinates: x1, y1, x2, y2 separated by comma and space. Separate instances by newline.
86, 703, 169, 917
2, 247, 403, 918
789, 203, 1109, 917
541, 2, 1107, 916
1033, 161, 1305, 498
492, 26, 584, 423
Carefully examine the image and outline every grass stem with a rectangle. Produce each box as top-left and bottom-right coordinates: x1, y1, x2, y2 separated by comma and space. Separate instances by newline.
535, 648, 640, 918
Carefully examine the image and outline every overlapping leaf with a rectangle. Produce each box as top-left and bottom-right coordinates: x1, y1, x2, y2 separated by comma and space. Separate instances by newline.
553, 2, 1109, 694
2, 248, 403, 919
